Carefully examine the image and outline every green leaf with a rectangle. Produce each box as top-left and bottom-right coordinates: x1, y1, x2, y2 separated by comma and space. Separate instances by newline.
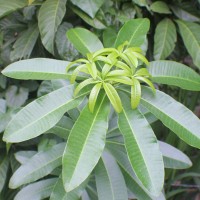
148, 61, 200, 91
74, 78, 98, 96
140, 86, 200, 149
14, 178, 57, 200
0, 157, 9, 192
55, 22, 79, 61
176, 20, 200, 69
10, 24, 39, 61
2, 58, 87, 80
154, 18, 177, 60
38, 0, 67, 54
103, 83, 122, 113
15, 151, 37, 165
0, 0, 27, 18
5, 86, 28, 108
70, 0, 104, 18
3, 85, 85, 143
132, 0, 148, 7
62, 93, 110, 192
159, 141, 192, 169
95, 152, 128, 200
114, 18, 150, 48
131, 78, 141, 109
150, 1, 171, 14
70, 5, 106, 30
9, 143, 65, 189
118, 94, 164, 196
171, 5, 200, 22
106, 142, 158, 200
103, 28, 117, 48
67, 28, 103, 56
89, 83, 102, 112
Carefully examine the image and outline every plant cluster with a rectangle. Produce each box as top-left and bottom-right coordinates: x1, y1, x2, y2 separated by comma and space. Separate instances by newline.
67, 42, 154, 113
0, 0, 200, 200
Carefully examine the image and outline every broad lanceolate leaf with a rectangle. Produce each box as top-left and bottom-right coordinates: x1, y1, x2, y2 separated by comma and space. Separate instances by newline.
106, 142, 157, 200
159, 141, 192, 169
10, 24, 39, 61
118, 94, 164, 196
150, 1, 171, 14
95, 152, 128, 200
140, 86, 200, 149
154, 19, 177, 60
70, 0, 104, 18
176, 20, 200, 69
0, 0, 27, 18
3, 85, 85, 143
67, 28, 103, 56
14, 178, 57, 200
114, 18, 150, 48
148, 61, 200, 91
9, 143, 65, 189
38, 0, 67, 54
62, 93, 110, 192
2, 58, 87, 80
55, 22, 79, 61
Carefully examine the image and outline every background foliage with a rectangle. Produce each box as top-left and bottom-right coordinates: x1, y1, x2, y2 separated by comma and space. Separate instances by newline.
0, 0, 200, 199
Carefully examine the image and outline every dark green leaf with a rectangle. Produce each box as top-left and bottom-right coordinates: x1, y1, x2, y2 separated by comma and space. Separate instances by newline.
38, 0, 67, 54
154, 19, 177, 60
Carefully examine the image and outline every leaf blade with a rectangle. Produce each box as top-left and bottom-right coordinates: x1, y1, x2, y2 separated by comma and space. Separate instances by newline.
62, 93, 110, 192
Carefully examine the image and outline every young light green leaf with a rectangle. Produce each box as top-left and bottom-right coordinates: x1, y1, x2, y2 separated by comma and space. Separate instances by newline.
3, 85, 86, 143
10, 24, 39, 61
105, 76, 133, 85
154, 18, 177, 60
38, 0, 67, 54
62, 94, 110, 192
176, 20, 200, 69
150, 1, 171, 14
67, 28, 103, 56
118, 95, 164, 196
131, 78, 141, 109
148, 60, 200, 91
95, 152, 128, 200
88, 83, 102, 113
103, 83, 122, 113
114, 18, 150, 48
74, 78, 98, 96
132, 52, 149, 65
140, 86, 200, 149
14, 178, 57, 200
159, 141, 192, 169
0, 0, 27, 18
136, 77, 156, 93
9, 143, 65, 189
